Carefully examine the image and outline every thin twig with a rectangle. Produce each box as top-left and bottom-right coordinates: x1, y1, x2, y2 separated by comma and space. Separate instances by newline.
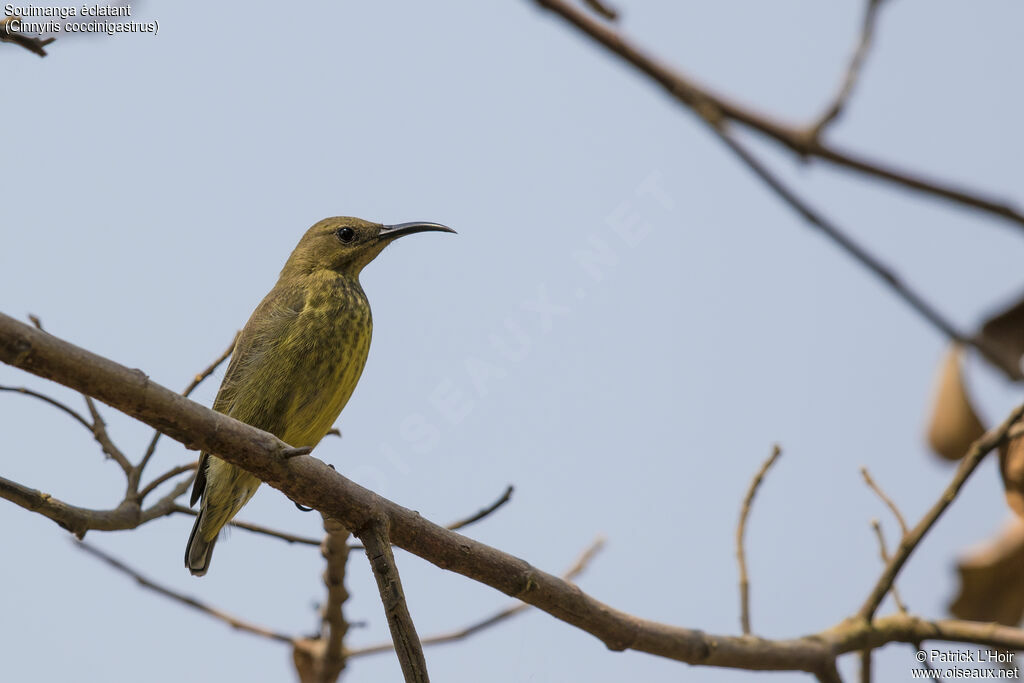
76, 541, 295, 643
350, 486, 515, 551
858, 403, 1024, 621
139, 462, 197, 501
870, 520, 908, 614
861, 467, 909, 536
83, 395, 133, 475
810, 0, 886, 138
10, 315, 131, 473
869, 520, 934, 677
530, 0, 1024, 230
138, 333, 237, 473
357, 518, 429, 683
736, 444, 782, 635
171, 505, 321, 546
0, 385, 92, 431
348, 536, 605, 658
446, 485, 514, 531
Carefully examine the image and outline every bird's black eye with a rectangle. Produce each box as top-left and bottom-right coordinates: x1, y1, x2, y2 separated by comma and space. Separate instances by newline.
336, 227, 356, 243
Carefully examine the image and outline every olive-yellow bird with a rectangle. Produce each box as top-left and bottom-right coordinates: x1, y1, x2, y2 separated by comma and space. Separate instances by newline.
185, 216, 454, 576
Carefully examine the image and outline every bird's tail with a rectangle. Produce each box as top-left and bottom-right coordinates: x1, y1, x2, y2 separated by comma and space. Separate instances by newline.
185, 509, 218, 577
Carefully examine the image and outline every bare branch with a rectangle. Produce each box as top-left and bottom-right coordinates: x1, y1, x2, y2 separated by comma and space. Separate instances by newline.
859, 403, 1024, 621
321, 517, 352, 680
76, 541, 294, 644
170, 505, 321, 546
348, 536, 605, 658
0, 385, 92, 431
446, 485, 514, 532
350, 485, 516, 551
736, 444, 782, 635
861, 467, 909, 536
1, 472, 191, 538
529, 0, 1024, 229
357, 518, 429, 683
869, 520, 908, 614
810, 0, 887, 138
8, 314, 1024, 674
83, 395, 133, 476
138, 332, 237, 472
859, 648, 871, 683
709, 125, 1015, 376
4, 315, 131, 474
0, 16, 55, 57
139, 462, 197, 501
295, 516, 353, 683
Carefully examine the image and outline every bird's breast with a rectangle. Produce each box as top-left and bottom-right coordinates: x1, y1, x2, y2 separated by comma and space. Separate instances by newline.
274, 281, 373, 447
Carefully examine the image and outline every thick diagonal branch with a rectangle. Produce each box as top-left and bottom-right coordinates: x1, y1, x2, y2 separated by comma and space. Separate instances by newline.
6, 312, 1024, 675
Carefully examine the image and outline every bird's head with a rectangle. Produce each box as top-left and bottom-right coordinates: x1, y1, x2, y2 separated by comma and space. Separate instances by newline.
282, 216, 455, 278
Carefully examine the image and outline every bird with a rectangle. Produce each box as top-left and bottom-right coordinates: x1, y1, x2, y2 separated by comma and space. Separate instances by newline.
185, 216, 455, 576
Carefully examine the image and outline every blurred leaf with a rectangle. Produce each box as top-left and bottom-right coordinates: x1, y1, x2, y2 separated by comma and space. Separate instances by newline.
976, 293, 1024, 381
926, 344, 986, 461
1002, 435, 1024, 518
950, 520, 1024, 625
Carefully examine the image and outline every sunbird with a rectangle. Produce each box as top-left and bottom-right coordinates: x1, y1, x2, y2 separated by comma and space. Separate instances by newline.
185, 216, 455, 576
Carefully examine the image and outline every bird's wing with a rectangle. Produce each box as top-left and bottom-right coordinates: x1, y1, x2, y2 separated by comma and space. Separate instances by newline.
189, 284, 304, 507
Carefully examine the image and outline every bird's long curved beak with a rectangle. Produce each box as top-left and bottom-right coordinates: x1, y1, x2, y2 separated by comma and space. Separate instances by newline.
377, 222, 457, 241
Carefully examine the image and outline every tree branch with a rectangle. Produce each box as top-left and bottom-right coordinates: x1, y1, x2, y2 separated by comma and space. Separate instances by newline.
349, 485, 515, 551
347, 537, 605, 658
170, 504, 322, 546
5, 312, 1024, 675
76, 541, 294, 644
736, 444, 782, 635
809, 0, 888, 139
446, 484, 514, 531
138, 332, 237, 473
709, 125, 1020, 380
139, 462, 197, 501
860, 467, 909, 536
869, 520, 908, 614
528, 0, 1024, 230
1, 472, 191, 538
858, 403, 1024, 621
0, 384, 92, 431
358, 518, 429, 683
0, 16, 55, 57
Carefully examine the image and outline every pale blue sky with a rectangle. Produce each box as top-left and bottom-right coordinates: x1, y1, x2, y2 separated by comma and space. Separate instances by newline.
3, 1, 1024, 681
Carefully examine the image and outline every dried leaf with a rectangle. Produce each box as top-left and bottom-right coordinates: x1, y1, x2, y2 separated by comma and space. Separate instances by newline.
976, 293, 1024, 381
1001, 435, 1024, 518
926, 344, 986, 461
950, 520, 1024, 625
